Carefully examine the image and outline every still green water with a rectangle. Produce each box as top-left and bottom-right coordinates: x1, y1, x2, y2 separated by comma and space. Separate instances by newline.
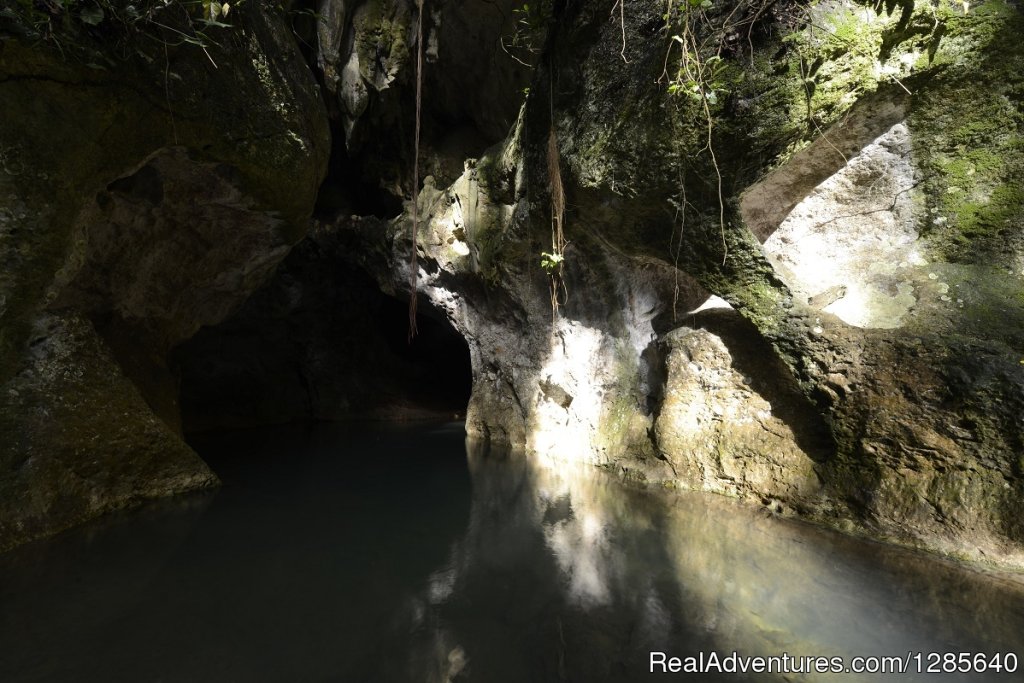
1, 423, 1022, 682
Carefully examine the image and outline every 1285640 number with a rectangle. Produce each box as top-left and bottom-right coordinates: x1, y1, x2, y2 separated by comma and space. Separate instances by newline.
909, 652, 1019, 674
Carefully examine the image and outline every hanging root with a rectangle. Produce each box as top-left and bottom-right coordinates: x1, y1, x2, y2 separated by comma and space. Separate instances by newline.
611, 0, 629, 63
409, 0, 425, 342
547, 126, 568, 315
547, 127, 566, 256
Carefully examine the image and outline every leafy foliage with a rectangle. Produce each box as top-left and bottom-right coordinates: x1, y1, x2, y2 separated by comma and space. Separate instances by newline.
540, 250, 564, 274
0, 1, 246, 61
501, 0, 554, 66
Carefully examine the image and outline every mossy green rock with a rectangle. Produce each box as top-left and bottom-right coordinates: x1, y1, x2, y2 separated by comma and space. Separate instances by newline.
0, 313, 215, 551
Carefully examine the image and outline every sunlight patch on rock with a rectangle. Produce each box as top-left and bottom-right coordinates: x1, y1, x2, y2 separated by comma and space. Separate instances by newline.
763, 122, 924, 329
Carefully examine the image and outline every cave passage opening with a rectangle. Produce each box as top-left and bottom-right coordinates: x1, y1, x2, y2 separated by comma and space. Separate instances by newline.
173, 265, 473, 434
375, 293, 474, 419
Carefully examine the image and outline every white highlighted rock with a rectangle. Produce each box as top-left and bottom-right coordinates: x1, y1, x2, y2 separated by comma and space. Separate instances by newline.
762, 123, 924, 329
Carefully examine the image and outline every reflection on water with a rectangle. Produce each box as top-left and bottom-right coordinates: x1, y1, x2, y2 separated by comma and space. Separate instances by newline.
1, 423, 1022, 682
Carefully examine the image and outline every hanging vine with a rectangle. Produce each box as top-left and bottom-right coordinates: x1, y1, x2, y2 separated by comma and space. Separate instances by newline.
661, 0, 739, 271
542, 125, 569, 317
408, 0, 425, 341
0, 0, 246, 64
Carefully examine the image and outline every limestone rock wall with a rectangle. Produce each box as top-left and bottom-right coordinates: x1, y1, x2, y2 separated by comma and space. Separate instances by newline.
0, 313, 213, 548
0, 4, 330, 550
653, 318, 831, 513
313, 0, 531, 211
335, 0, 1024, 570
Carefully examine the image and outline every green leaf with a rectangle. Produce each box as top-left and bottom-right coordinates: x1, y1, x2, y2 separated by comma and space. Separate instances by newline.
79, 6, 104, 25
540, 251, 564, 273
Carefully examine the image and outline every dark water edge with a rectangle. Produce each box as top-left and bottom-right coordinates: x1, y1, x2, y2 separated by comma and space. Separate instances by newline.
1, 422, 1023, 683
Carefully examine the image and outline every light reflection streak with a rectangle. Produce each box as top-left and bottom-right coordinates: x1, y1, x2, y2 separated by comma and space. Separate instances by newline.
404, 437, 1024, 682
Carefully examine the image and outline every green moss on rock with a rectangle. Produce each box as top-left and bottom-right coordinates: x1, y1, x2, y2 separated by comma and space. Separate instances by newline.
907, 0, 1024, 266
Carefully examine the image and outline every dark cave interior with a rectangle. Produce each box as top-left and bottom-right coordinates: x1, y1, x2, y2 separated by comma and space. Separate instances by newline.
173, 263, 472, 434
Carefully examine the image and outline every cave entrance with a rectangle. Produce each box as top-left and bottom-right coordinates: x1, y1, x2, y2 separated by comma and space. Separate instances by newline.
375, 295, 474, 420
173, 263, 472, 433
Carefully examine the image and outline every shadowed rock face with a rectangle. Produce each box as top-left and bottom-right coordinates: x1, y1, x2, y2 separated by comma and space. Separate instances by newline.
316, 0, 528, 148
0, 313, 213, 550
56, 149, 293, 349
168, 0, 533, 433
0, 4, 330, 550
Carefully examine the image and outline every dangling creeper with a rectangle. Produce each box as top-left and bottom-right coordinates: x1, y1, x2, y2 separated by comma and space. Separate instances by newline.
409, 0, 425, 342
